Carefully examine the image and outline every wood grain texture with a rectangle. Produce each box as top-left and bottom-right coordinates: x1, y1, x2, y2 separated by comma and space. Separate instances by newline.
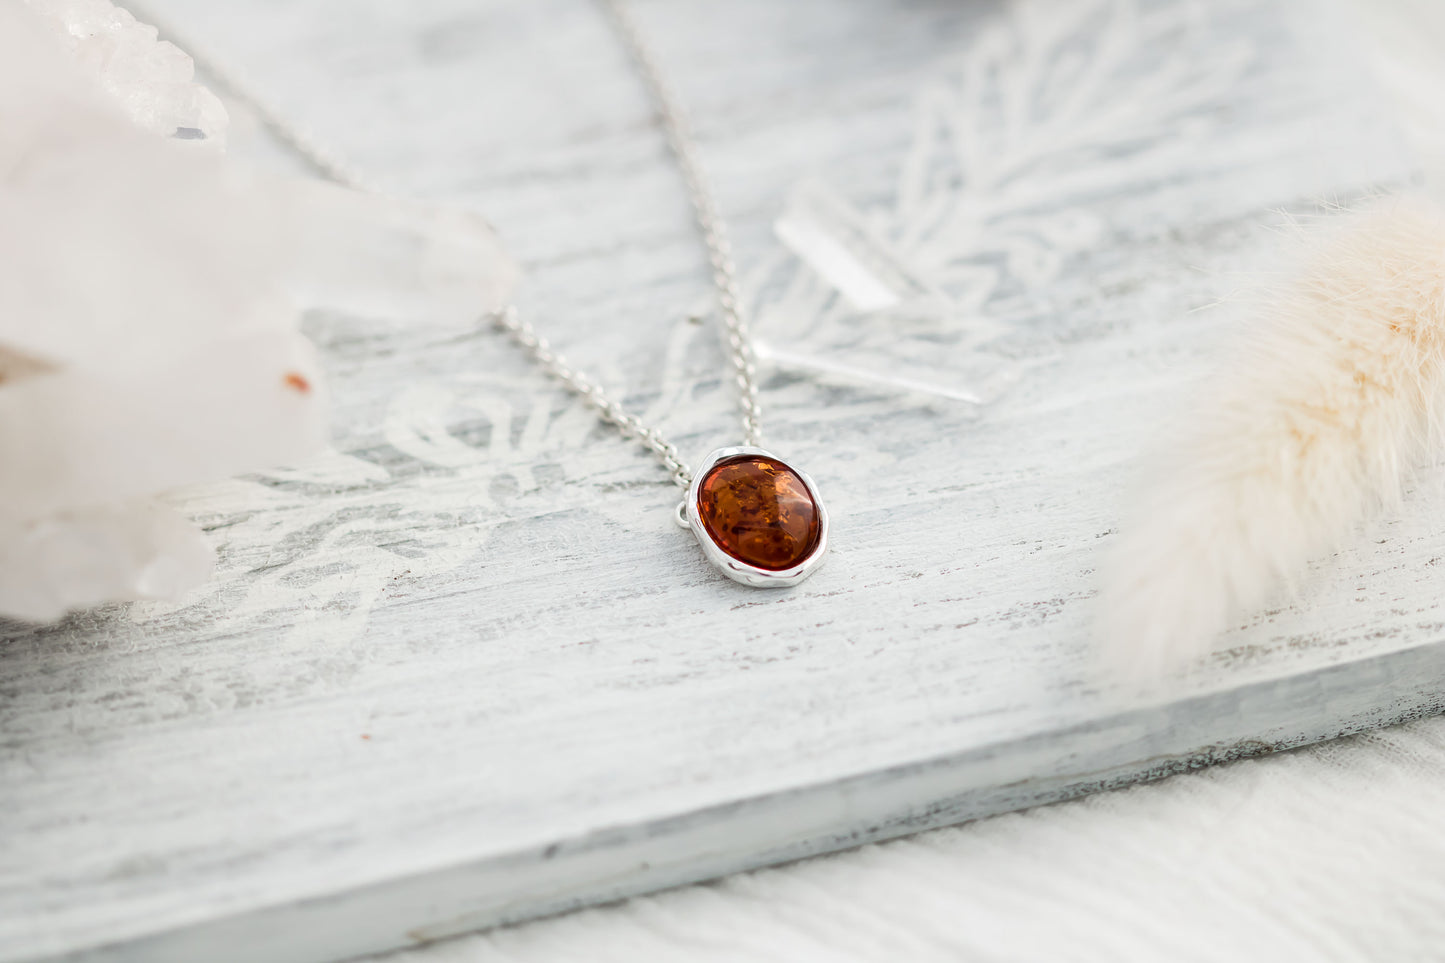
0, 0, 1435, 960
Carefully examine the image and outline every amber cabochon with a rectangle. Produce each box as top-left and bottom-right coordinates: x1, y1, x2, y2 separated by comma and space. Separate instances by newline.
695, 455, 821, 571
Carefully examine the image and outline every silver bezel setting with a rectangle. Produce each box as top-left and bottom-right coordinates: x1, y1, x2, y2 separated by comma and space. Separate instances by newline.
682, 446, 829, 588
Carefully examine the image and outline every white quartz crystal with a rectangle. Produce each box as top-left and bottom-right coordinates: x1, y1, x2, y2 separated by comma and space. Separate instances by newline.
0, 0, 517, 621
23, 0, 228, 144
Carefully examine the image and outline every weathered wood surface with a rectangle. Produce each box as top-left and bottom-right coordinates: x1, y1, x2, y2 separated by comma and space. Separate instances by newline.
1, 0, 1435, 960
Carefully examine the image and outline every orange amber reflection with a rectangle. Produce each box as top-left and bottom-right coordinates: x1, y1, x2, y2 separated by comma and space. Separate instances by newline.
697, 456, 819, 571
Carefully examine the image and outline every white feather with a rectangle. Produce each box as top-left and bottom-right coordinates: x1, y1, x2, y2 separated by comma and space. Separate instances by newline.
1099, 198, 1445, 680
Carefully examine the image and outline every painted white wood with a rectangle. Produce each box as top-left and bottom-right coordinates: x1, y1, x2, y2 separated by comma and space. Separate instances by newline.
1, 0, 1434, 961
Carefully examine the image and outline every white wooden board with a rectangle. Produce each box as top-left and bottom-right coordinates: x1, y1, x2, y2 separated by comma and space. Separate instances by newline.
3, 0, 1441, 961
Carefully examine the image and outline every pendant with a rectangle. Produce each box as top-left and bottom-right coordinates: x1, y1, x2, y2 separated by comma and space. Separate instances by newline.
677, 446, 829, 587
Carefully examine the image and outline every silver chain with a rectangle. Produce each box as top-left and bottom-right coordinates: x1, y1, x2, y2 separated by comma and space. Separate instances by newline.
597, 0, 763, 453
492, 305, 694, 485
134, 0, 762, 489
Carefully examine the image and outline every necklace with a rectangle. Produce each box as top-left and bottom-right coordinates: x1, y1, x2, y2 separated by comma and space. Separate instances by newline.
143, 0, 829, 588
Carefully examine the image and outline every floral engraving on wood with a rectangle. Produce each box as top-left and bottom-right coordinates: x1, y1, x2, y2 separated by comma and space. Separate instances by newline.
755, 0, 1255, 402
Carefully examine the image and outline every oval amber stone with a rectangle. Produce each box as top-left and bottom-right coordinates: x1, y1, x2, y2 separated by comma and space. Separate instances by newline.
696, 455, 820, 571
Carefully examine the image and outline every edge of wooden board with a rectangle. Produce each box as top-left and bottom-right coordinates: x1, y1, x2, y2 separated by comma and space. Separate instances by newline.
34, 639, 1445, 963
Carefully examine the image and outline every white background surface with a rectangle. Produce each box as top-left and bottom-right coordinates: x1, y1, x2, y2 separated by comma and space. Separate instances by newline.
380, 1, 1445, 960
383, 716, 1445, 962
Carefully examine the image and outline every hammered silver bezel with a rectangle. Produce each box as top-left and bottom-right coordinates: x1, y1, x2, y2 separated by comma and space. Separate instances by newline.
683, 446, 829, 588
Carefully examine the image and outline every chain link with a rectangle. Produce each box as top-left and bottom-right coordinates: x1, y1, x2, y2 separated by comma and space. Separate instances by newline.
493, 305, 693, 486
135, 0, 762, 489
597, 0, 763, 451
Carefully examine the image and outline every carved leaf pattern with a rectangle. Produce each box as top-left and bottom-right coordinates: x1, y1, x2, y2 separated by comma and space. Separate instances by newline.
753, 0, 1253, 401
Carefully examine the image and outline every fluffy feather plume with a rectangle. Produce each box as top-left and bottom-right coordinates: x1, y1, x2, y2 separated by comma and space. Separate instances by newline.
1099, 198, 1445, 679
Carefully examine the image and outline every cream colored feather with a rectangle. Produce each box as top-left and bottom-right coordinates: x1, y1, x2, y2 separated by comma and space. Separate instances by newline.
1099, 198, 1445, 679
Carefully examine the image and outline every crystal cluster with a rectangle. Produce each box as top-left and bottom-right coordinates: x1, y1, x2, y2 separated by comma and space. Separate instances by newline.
24, 0, 229, 143
0, 0, 516, 621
